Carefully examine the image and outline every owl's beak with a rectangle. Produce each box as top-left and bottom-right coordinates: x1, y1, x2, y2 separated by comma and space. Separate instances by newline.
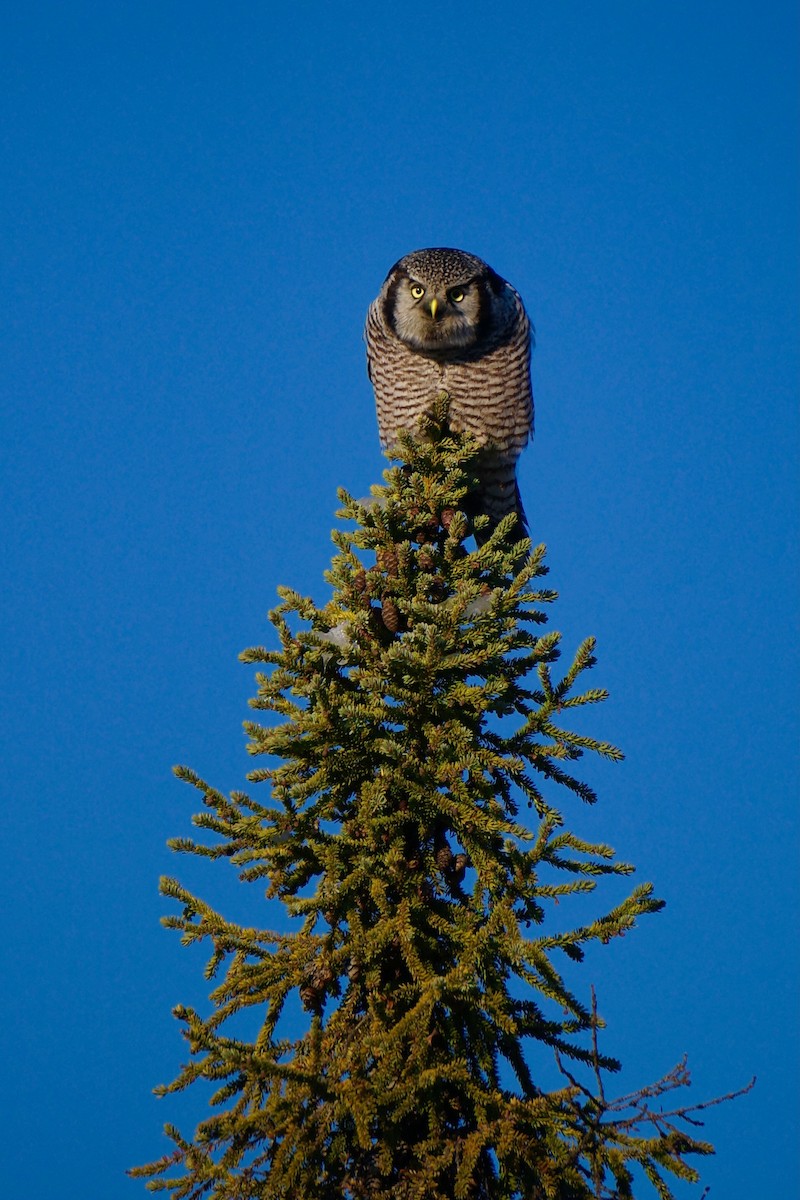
429, 297, 439, 320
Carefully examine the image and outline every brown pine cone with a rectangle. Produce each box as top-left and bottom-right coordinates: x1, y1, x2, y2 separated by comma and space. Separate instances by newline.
377, 547, 399, 576
381, 598, 400, 632
435, 843, 455, 873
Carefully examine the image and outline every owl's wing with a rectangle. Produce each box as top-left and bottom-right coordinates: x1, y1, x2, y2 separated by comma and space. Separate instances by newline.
364, 299, 384, 386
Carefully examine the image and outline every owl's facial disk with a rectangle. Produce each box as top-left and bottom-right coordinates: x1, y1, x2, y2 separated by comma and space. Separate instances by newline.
392, 276, 482, 352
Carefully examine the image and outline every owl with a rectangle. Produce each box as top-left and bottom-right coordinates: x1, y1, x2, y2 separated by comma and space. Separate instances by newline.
366, 247, 533, 541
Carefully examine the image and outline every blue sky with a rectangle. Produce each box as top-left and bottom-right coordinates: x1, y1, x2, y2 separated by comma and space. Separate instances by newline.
1, 3, 797, 1196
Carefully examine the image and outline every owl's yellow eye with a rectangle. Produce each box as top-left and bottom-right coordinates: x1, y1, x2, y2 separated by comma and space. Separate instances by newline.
410, 283, 425, 299
449, 289, 465, 303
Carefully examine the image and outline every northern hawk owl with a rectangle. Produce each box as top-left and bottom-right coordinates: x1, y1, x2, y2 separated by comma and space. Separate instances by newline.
365, 247, 533, 539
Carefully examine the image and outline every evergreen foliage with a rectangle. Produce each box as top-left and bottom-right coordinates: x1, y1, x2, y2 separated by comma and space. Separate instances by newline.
134, 398, 723, 1199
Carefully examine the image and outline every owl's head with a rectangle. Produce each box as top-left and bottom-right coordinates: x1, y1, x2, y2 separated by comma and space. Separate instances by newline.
381, 247, 510, 354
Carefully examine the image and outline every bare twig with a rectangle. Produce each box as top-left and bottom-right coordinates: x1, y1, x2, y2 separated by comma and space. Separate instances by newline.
549, 988, 755, 1198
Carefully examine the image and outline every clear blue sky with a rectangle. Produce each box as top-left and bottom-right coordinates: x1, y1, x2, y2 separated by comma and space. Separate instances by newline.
1, 3, 797, 1197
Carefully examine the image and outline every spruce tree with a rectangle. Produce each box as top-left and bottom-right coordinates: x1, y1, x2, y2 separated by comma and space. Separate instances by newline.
134, 398, 731, 1199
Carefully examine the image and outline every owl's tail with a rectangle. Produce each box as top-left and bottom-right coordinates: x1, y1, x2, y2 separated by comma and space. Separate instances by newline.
466, 456, 528, 549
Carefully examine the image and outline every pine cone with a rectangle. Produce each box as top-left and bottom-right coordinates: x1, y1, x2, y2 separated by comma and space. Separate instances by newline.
299, 982, 321, 1012
377, 547, 398, 576
452, 854, 469, 884
368, 603, 395, 643
381, 598, 400, 632
300, 960, 334, 1012
436, 843, 455, 873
